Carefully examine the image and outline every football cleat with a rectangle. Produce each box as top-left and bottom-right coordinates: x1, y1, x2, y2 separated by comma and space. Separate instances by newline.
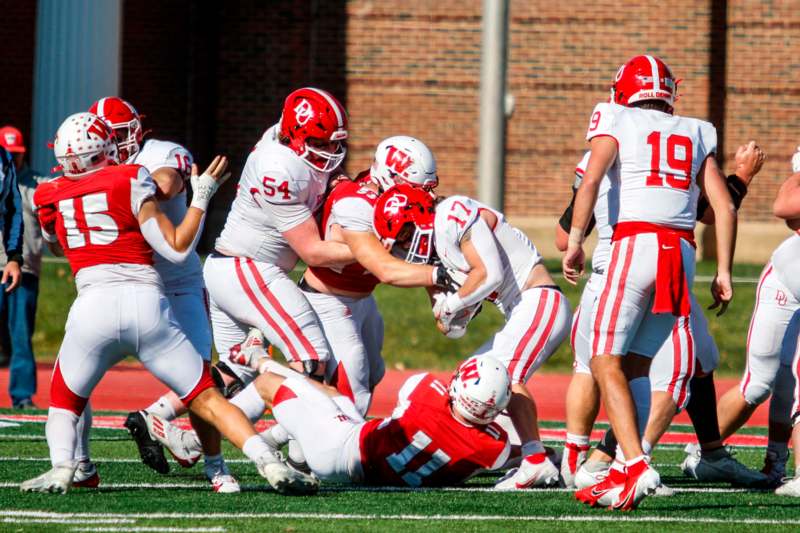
20, 461, 78, 494
775, 476, 800, 496
229, 328, 270, 370
205, 460, 241, 494
575, 465, 625, 507
653, 482, 675, 497
145, 412, 202, 468
124, 411, 170, 474
682, 447, 768, 487
72, 460, 100, 488
609, 459, 660, 511
494, 453, 560, 490
762, 449, 789, 487
574, 460, 610, 489
255, 450, 320, 495
561, 442, 590, 488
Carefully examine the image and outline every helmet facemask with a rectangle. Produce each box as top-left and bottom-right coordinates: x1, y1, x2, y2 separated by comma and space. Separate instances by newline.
110, 117, 142, 163
389, 221, 433, 264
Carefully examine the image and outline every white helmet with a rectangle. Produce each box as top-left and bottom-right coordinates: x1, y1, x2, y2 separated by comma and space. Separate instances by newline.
53, 112, 118, 178
449, 355, 511, 425
370, 135, 438, 191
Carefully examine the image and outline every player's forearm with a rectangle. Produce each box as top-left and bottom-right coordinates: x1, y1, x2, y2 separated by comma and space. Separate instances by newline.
171, 208, 206, 252
570, 179, 600, 239
370, 259, 435, 288
713, 205, 737, 276
300, 240, 354, 268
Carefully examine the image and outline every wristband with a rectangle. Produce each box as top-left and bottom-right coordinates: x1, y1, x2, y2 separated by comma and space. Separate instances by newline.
190, 173, 221, 211
726, 174, 748, 210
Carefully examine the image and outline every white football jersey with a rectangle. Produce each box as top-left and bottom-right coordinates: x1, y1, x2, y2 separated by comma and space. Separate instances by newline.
586, 102, 717, 230
771, 233, 800, 300
133, 139, 203, 290
214, 126, 330, 272
434, 195, 541, 315
574, 151, 618, 274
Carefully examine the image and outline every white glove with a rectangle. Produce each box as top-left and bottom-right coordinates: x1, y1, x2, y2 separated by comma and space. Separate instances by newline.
792, 146, 800, 173
433, 291, 481, 338
190, 156, 230, 211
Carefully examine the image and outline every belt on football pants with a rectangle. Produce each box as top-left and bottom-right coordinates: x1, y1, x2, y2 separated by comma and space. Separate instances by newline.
297, 277, 321, 294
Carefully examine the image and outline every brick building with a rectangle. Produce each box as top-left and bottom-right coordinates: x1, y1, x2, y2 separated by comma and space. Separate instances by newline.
5, 0, 798, 259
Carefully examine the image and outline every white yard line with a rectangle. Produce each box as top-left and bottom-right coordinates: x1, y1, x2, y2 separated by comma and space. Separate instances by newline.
2, 518, 135, 524
0, 480, 756, 494
71, 529, 224, 532
1, 510, 797, 526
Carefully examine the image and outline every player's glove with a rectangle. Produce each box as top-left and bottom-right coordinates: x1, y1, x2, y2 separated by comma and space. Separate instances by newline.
302, 360, 324, 383
190, 156, 230, 211
432, 265, 466, 293
433, 291, 482, 339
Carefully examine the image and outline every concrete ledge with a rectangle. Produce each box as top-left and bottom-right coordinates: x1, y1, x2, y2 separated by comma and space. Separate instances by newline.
509, 216, 794, 264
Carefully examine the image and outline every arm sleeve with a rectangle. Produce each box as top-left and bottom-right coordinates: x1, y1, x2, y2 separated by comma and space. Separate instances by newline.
130, 167, 158, 216
139, 215, 205, 264
2, 153, 23, 259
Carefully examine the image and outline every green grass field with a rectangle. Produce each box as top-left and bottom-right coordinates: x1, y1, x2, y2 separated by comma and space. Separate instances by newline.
0, 410, 797, 532
33, 258, 764, 375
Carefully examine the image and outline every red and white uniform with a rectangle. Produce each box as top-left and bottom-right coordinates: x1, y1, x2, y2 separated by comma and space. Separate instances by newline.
271, 372, 509, 486
304, 173, 385, 415
570, 148, 716, 409
206, 124, 331, 379
737, 235, 800, 412
133, 139, 211, 360
435, 196, 571, 384
586, 102, 717, 360
33, 165, 213, 414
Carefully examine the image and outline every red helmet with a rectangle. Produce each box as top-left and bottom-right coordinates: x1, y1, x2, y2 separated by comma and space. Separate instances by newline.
279, 87, 348, 173
89, 97, 143, 163
373, 184, 436, 264
612, 55, 677, 113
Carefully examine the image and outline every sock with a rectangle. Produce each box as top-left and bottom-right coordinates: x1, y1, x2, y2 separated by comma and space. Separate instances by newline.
628, 376, 651, 436
74, 403, 92, 462
242, 435, 271, 463
769, 364, 794, 427
521, 440, 546, 457
230, 383, 267, 423
287, 439, 307, 465
145, 395, 178, 421
46, 407, 79, 466
566, 433, 590, 447
624, 454, 647, 467
261, 424, 290, 449
641, 439, 653, 456
203, 453, 228, 478
614, 444, 626, 464
767, 440, 790, 462
596, 428, 618, 458
685, 373, 722, 445
332, 395, 365, 422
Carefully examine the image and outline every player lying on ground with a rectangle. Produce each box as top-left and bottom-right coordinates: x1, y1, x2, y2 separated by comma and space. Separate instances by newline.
372, 185, 571, 488
563, 54, 737, 510
556, 141, 767, 489
20, 113, 316, 495
152, 355, 513, 488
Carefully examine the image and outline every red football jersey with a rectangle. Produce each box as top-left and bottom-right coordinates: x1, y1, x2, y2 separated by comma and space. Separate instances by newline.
33, 164, 156, 275
308, 172, 380, 293
358, 373, 509, 487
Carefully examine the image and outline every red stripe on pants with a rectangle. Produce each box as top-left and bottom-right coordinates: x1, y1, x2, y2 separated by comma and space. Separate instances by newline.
234, 258, 301, 361
246, 259, 320, 361
508, 291, 549, 381
593, 241, 623, 357
518, 291, 563, 382
602, 236, 637, 355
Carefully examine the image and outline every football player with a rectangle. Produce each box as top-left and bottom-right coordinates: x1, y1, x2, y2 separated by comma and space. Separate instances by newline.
21, 113, 316, 495
772, 162, 800, 496
151, 355, 512, 488
563, 54, 737, 509
373, 184, 572, 488
557, 141, 766, 489
88, 97, 234, 487
717, 153, 800, 493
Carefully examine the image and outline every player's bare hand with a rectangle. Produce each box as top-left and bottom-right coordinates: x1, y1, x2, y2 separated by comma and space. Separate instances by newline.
2, 261, 21, 292
734, 141, 765, 185
328, 173, 350, 191
562, 245, 585, 285
708, 272, 734, 316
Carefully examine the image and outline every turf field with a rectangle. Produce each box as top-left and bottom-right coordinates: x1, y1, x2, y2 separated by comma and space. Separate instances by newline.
0, 410, 797, 532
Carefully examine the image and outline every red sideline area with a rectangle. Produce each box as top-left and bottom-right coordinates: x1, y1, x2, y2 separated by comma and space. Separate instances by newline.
0, 364, 770, 447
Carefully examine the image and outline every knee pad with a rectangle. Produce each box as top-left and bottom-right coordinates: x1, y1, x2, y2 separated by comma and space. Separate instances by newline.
211, 361, 246, 399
